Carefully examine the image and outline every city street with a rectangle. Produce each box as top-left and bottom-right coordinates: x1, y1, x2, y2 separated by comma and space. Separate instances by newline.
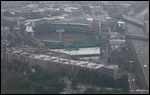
100, 27, 109, 65
127, 71, 137, 90
126, 23, 149, 88
63, 77, 72, 94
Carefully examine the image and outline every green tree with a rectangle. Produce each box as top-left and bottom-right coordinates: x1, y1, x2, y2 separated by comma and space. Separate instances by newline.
51, 80, 65, 93
4, 75, 31, 90
34, 84, 44, 93
1, 60, 66, 94
28, 72, 40, 81
117, 74, 129, 93
71, 77, 78, 87
41, 87, 56, 94
59, 68, 67, 77
84, 88, 97, 94
10, 89, 34, 94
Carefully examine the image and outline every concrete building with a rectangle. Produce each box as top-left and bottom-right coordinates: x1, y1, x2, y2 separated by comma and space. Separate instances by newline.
109, 39, 125, 50
1, 42, 6, 52
109, 32, 125, 39
143, 12, 149, 36
144, 21, 149, 36
89, 6, 103, 15
1, 26, 10, 40
1, 52, 118, 79
144, 12, 149, 21
109, 31, 126, 51
100, 65, 118, 80
64, 7, 83, 17
20, 23, 25, 35
1, 1, 22, 8
117, 20, 125, 29
14, 25, 20, 33
71, 9, 83, 17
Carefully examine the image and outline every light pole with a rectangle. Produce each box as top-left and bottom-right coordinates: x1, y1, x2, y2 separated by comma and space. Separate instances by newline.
56, 29, 64, 41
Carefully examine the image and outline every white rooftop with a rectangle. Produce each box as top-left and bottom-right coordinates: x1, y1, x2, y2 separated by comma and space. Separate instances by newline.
51, 47, 100, 56
28, 54, 104, 69
109, 39, 125, 43
103, 65, 118, 69
117, 20, 125, 24
1, 26, 10, 30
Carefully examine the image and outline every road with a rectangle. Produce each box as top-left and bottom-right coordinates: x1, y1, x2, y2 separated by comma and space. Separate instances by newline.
123, 15, 143, 25
100, 27, 109, 64
127, 71, 137, 90
65, 12, 107, 23
135, 8, 149, 21
126, 23, 149, 88
62, 77, 72, 94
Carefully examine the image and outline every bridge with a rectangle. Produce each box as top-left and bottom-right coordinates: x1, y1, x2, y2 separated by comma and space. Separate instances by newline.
126, 34, 149, 41
123, 15, 143, 26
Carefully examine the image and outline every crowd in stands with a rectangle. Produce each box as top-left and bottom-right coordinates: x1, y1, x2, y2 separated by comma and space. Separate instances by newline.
36, 32, 93, 41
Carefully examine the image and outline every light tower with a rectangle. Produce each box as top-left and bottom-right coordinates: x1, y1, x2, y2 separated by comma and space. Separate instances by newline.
98, 19, 102, 61
56, 29, 64, 41
99, 20, 101, 35
31, 22, 35, 37
86, 17, 93, 27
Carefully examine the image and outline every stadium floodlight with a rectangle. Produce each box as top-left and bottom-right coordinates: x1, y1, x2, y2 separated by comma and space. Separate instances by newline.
87, 18, 93, 27
86, 18, 93, 21
56, 29, 64, 41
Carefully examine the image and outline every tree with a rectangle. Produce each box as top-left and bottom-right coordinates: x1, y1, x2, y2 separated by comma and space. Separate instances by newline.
117, 74, 129, 93
59, 68, 66, 77
41, 87, 56, 94
28, 72, 40, 81
51, 80, 65, 93
34, 84, 44, 93
1, 60, 66, 94
44, 80, 53, 87
84, 88, 97, 94
5, 89, 34, 94
76, 69, 90, 82
4, 75, 31, 90
71, 77, 78, 87
18, 78, 31, 90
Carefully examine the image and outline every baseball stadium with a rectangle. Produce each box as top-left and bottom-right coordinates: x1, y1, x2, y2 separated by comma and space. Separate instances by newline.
25, 20, 101, 49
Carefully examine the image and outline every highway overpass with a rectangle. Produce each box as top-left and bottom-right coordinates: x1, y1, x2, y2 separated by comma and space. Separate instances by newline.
126, 34, 149, 41
123, 15, 143, 26
126, 23, 149, 89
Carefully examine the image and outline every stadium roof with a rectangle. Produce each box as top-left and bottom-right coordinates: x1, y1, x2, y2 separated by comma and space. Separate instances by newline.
25, 18, 90, 26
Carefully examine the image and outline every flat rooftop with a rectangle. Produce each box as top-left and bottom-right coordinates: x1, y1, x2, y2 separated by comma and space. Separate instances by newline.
28, 54, 104, 69
102, 65, 118, 69
51, 47, 100, 56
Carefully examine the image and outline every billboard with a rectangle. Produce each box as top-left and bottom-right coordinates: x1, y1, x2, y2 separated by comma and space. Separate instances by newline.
122, 43, 132, 47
